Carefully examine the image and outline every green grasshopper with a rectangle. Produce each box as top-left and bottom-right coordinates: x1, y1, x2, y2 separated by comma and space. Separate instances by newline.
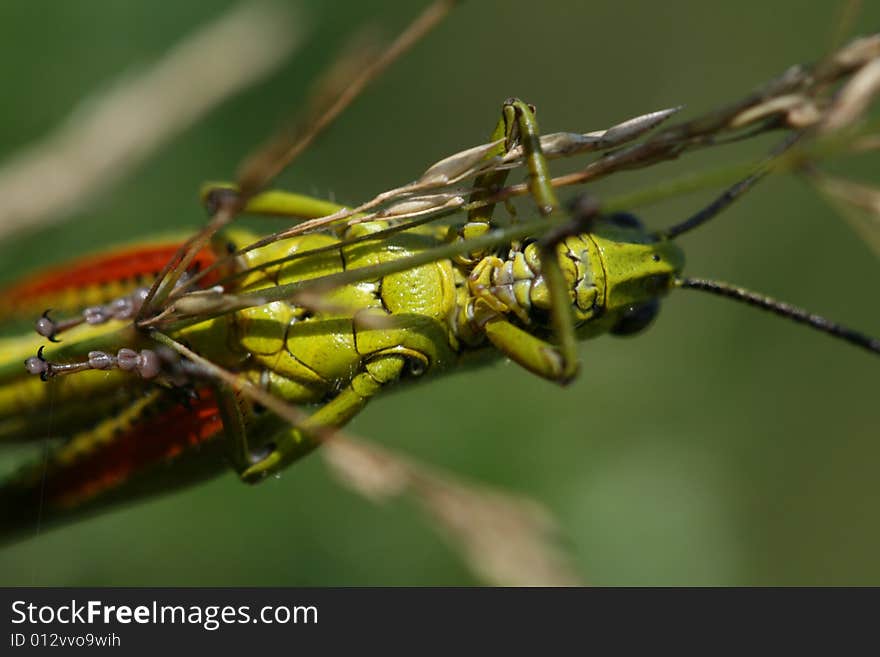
0, 1, 878, 586
1, 89, 877, 543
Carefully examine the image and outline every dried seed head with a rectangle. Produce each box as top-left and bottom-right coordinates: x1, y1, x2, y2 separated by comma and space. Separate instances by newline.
419, 139, 503, 186
35, 312, 56, 339
83, 306, 109, 325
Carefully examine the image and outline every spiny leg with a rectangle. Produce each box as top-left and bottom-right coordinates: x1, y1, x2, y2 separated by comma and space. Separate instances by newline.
24, 341, 196, 387
34, 288, 150, 342
215, 354, 408, 483
455, 102, 519, 263
201, 184, 349, 222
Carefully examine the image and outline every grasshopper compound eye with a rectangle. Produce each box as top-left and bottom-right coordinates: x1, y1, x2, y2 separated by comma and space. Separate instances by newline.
610, 298, 661, 336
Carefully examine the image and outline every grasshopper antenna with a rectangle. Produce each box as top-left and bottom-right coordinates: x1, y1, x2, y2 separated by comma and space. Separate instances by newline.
676, 277, 880, 356
657, 132, 803, 240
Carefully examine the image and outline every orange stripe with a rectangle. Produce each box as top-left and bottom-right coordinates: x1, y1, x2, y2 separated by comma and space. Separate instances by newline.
0, 243, 220, 317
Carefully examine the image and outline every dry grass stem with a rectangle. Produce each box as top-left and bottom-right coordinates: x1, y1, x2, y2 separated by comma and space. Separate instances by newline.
0, 1, 302, 242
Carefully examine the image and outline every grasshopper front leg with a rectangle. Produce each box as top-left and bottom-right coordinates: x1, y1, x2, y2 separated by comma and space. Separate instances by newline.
468, 99, 582, 385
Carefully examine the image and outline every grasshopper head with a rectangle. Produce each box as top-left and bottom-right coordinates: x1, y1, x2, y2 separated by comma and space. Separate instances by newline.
590, 212, 685, 336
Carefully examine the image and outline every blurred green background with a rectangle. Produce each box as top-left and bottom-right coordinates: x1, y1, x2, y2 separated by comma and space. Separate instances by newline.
1, 0, 878, 585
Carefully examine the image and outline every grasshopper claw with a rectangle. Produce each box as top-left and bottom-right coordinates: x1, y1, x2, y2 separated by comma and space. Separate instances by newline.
241, 449, 282, 484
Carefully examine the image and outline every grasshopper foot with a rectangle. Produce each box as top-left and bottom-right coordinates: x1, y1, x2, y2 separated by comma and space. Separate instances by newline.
25, 346, 168, 380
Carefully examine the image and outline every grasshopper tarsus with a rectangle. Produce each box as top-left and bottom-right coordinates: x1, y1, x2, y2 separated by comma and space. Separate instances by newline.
24, 345, 50, 379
